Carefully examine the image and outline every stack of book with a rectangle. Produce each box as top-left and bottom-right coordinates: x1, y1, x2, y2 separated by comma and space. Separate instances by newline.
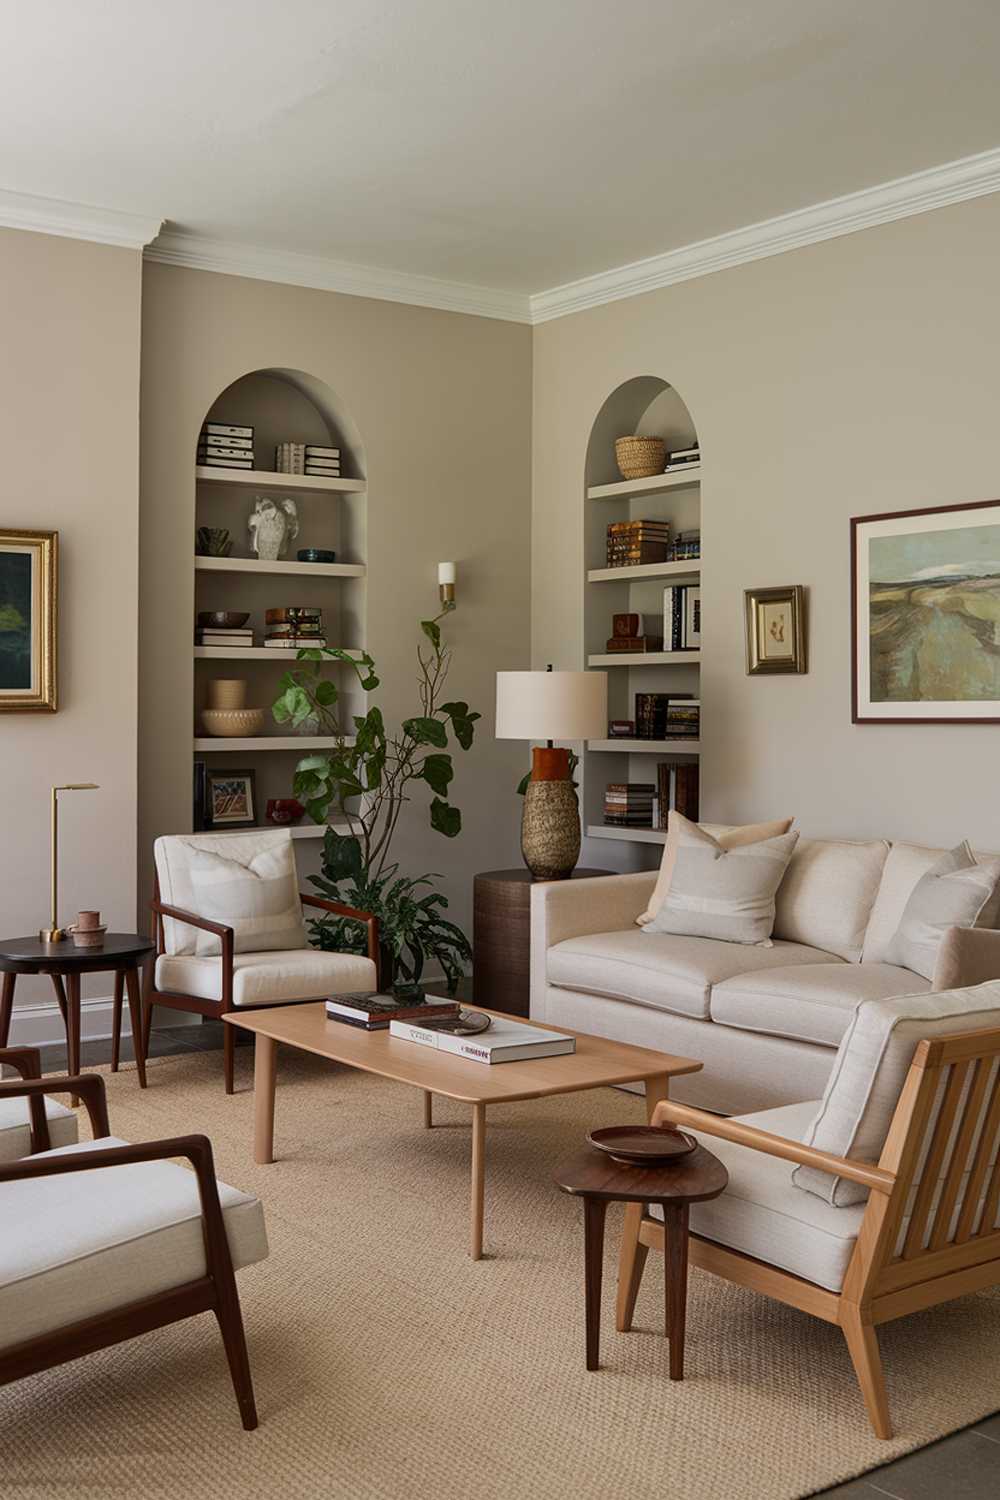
390, 1014, 575, 1064
196, 624, 254, 650
665, 443, 700, 470
604, 782, 655, 828
635, 692, 669, 739
662, 585, 701, 650
305, 445, 340, 477
325, 991, 460, 1031
656, 762, 700, 828
275, 442, 306, 474
606, 519, 670, 568
605, 611, 663, 654
667, 530, 701, 561
664, 698, 700, 739
264, 606, 326, 649
198, 423, 254, 469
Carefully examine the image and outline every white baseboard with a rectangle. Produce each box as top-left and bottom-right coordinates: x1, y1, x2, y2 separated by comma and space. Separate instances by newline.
9, 995, 191, 1049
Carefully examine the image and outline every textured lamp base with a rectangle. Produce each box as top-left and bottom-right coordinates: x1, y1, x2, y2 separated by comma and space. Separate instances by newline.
521, 748, 581, 880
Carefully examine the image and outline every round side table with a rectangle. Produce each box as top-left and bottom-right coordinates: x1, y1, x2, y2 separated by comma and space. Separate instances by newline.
0, 933, 155, 1096
473, 868, 611, 1016
555, 1141, 728, 1378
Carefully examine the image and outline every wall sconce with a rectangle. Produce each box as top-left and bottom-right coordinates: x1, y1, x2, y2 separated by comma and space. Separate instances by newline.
438, 561, 457, 609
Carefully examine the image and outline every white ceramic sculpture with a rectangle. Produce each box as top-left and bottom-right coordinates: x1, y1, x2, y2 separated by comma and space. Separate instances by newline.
248, 496, 299, 560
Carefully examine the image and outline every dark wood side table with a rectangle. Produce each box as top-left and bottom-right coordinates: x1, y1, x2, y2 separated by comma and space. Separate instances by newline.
0, 933, 154, 1096
473, 868, 611, 1017
555, 1142, 728, 1378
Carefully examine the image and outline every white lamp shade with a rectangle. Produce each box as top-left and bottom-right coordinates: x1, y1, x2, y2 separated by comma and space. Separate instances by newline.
495, 671, 607, 741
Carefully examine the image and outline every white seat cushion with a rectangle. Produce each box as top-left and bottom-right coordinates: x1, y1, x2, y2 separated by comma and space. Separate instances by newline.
773, 838, 890, 961
710, 963, 931, 1049
0, 1095, 77, 1163
0, 1136, 268, 1349
547, 930, 842, 1021
650, 1101, 866, 1293
157, 947, 377, 1006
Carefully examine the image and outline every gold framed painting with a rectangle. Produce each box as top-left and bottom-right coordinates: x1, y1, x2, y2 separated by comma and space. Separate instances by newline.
744, 584, 806, 675
0, 529, 57, 712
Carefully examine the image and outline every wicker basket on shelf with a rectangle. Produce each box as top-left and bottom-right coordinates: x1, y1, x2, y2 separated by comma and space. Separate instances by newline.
614, 435, 666, 480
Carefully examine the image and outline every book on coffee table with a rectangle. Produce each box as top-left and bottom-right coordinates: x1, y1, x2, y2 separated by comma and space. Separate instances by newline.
389, 1015, 575, 1064
325, 992, 460, 1030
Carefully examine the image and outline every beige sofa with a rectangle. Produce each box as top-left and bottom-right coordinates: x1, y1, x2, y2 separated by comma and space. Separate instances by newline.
530, 835, 1000, 1115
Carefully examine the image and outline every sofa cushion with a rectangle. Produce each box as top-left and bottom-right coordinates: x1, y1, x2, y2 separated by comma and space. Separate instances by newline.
863, 841, 1000, 963
154, 828, 305, 957
710, 962, 931, 1049
156, 948, 377, 1006
772, 838, 889, 962
642, 820, 800, 945
0, 1136, 268, 1349
637, 815, 795, 927
883, 843, 1000, 980
547, 930, 842, 1021
0, 1095, 77, 1163
649, 1101, 866, 1292
187, 839, 308, 956
794, 978, 1000, 1206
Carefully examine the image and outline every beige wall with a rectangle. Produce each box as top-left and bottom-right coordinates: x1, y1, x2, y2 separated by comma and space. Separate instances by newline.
0, 229, 142, 1025
533, 193, 1000, 866
139, 263, 532, 944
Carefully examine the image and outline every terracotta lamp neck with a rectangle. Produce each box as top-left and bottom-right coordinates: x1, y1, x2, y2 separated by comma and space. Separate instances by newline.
531, 745, 570, 781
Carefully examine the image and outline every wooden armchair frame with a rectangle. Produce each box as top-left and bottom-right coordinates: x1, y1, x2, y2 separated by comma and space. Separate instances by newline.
617, 1025, 1000, 1439
0, 1060, 258, 1429
144, 873, 379, 1093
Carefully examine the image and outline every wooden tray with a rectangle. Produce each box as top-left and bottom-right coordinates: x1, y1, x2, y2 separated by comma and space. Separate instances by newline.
587, 1124, 697, 1165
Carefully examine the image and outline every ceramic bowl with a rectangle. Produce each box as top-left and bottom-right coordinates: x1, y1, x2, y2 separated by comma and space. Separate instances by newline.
197, 611, 250, 629
68, 924, 108, 949
201, 707, 265, 738
297, 548, 337, 563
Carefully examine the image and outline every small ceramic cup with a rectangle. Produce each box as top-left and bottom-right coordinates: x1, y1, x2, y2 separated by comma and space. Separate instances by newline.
208, 679, 247, 710
75, 910, 102, 930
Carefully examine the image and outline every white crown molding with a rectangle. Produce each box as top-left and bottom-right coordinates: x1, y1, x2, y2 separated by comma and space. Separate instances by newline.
529, 143, 1000, 323
0, 187, 162, 250
144, 228, 532, 324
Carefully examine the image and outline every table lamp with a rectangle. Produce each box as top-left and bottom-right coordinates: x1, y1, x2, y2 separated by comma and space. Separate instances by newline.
496, 668, 607, 880
40, 783, 99, 943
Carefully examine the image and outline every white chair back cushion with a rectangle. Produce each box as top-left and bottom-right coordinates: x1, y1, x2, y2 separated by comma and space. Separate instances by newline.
863, 840, 1000, 963
154, 829, 306, 956
793, 978, 1000, 1206
772, 838, 889, 962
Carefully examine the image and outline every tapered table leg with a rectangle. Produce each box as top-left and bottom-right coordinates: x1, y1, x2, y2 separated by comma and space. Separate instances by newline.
583, 1197, 608, 1371
663, 1203, 690, 1380
110, 971, 124, 1072
253, 1032, 277, 1164
65, 972, 81, 1108
423, 1090, 433, 1129
644, 1072, 670, 1123
470, 1101, 486, 1259
0, 972, 14, 1047
124, 966, 148, 1088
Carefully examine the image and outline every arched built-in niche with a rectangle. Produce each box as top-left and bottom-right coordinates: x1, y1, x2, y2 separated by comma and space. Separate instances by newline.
581, 375, 701, 866
193, 368, 367, 851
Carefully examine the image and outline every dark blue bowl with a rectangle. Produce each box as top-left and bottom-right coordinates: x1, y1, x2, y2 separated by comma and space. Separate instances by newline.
297, 548, 337, 564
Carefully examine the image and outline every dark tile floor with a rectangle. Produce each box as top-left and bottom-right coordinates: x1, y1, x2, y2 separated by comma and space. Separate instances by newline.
31, 1021, 1000, 1500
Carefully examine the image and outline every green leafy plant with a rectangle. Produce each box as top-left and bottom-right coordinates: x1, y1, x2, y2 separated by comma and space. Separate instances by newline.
271, 608, 480, 989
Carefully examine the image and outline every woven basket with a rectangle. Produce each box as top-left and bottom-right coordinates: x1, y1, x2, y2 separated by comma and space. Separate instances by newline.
615, 435, 666, 480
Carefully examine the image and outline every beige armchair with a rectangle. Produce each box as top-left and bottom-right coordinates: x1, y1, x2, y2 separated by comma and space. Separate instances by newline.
617, 993, 1000, 1438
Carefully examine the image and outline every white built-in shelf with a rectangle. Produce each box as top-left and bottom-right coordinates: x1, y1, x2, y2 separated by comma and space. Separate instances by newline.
194, 646, 362, 661
211, 821, 347, 840
587, 467, 701, 501
587, 560, 701, 584
588, 652, 700, 668
196, 556, 365, 579
586, 824, 668, 845
587, 739, 700, 754
196, 466, 366, 496
193, 735, 352, 753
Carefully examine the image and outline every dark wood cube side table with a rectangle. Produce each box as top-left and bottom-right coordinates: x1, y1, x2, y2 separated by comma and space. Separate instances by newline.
472, 868, 612, 1017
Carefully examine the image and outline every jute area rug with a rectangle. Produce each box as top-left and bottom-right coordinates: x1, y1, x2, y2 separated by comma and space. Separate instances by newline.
4, 1047, 1000, 1500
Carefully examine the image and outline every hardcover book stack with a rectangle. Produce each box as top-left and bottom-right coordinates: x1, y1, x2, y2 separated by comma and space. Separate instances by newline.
604, 781, 655, 828
325, 991, 460, 1031
665, 442, 700, 471
634, 692, 699, 740
656, 762, 700, 828
662, 585, 701, 650
606, 519, 670, 568
265, 606, 327, 650
275, 442, 307, 474
196, 622, 254, 650
304, 445, 340, 477
198, 422, 254, 469
605, 611, 663, 654
667, 529, 701, 562
664, 697, 700, 739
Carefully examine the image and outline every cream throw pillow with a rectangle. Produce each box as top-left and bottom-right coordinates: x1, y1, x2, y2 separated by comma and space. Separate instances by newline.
642, 817, 800, 946
187, 841, 307, 956
637, 813, 795, 927
884, 841, 1000, 980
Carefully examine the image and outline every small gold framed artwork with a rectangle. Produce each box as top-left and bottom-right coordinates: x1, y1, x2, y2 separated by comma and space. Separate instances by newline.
744, 584, 806, 675
0, 529, 58, 712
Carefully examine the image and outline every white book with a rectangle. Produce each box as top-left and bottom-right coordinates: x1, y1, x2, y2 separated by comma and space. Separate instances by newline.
305, 446, 340, 457
389, 1015, 575, 1064
204, 422, 253, 439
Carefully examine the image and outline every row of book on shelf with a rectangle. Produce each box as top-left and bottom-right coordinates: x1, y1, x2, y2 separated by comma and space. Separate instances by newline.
196, 606, 328, 650
196, 421, 343, 479
610, 692, 699, 741
604, 762, 700, 831
605, 519, 700, 569
604, 588, 700, 655
322, 992, 575, 1064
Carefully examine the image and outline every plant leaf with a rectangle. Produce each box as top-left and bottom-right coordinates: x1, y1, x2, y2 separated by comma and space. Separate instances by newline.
403, 715, 448, 748
420, 619, 441, 650
421, 753, 454, 795
429, 798, 461, 837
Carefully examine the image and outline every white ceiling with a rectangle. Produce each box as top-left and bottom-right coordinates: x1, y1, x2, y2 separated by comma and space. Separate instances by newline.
4, 0, 1000, 298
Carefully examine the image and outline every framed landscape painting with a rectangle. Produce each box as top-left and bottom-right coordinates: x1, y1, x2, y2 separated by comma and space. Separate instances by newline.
0, 529, 57, 712
204, 768, 257, 828
852, 500, 1000, 722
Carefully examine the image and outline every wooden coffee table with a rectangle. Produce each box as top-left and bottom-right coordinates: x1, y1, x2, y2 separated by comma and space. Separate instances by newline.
224, 1004, 701, 1260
